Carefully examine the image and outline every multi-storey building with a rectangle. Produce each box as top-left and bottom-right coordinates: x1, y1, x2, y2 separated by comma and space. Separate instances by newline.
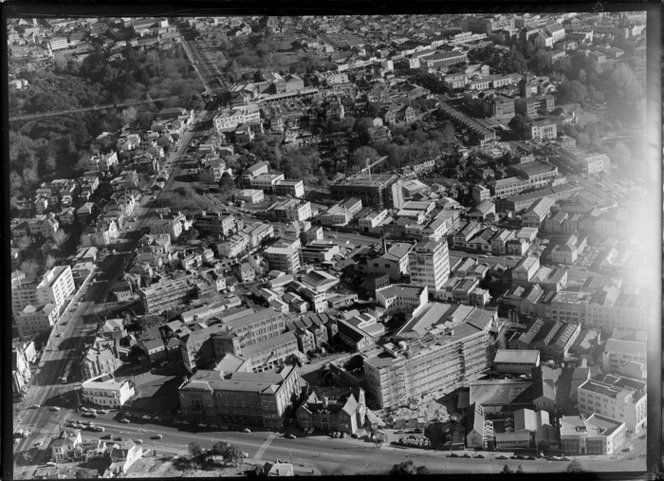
216, 232, 250, 258
363, 242, 413, 281
273, 199, 312, 222
601, 337, 647, 374
273, 179, 305, 198
515, 95, 555, 117
577, 377, 646, 435
330, 173, 400, 209
16, 303, 59, 338
178, 365, 301, 429
559, 414, 625, 455
264, 239, 301, 273
36, 265, 75, 311
376, 284, 429, 316
528, 120, 558, 140
217, 307, 287, 348
364, 302, 496, 408
585, 286, 646, 331
81, 374, 135, 407
213, 104, 261, 133
408, 240, 451, 293
137, 275, 197, 314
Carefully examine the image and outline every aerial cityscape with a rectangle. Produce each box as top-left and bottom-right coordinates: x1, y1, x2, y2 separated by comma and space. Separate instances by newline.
8, 11, 654, 478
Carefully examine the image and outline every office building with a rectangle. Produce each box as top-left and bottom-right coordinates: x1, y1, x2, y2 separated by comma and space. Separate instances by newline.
408, 240, 451, 294
81, 374, 136, 407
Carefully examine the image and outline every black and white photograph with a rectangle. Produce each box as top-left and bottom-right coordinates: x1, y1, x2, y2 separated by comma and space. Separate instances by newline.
4, 4, 662, 479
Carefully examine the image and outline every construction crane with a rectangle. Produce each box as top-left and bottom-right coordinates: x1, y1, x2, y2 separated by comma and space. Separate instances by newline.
352, 155, 388, 180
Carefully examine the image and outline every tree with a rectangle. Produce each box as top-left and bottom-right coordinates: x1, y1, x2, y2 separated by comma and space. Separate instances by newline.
508, 114, 530, 137
120, 106, 138, 126
350, 145, 379, 170
188, 441, 203, 457
19, 259, 41, 281
556, 80, 588, 104
500, 464, 513, 475
219, 172, 235, 192
564, 459, 584, 473
390, 460, 428, 475
212, 441, 243, 465
516, 464, 524, 474
10, 171, 23, 194
45, 254, 57, 269
53, 229, 68, 247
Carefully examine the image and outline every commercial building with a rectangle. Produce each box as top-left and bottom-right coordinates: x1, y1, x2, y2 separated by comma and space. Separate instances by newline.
273, 199, 312, 222
81, 339, 122, 381
408, 240, 451, 293
601, 337, 647, 374
493, 349, 541, 375
376, 284, 428, 317
264, 240, 302, 273
178, 365, 301, 429
559, 414, 625, 455
81, 374, 136, 407
577, 376, 646, 435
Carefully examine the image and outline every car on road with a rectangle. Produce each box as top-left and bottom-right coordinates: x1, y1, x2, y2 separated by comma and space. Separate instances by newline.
32, 404, 40, 408
34, 441, 43, 447
101, 434, 112, 440
49, 406, 61, 411
496, 455, 508, 460
114, 437, 123, 442
285, 433, 296, 439
135, 439, 143, 444
526, 455, 536, 460
448, 453, 459, 458
151, 435, 163, 440
97, 409, 108, 415
474, 454, 486, 459
242, 428, 251, 433
119, 418, 130, 424
461, 453, 472, 458
83, 412, 98, 418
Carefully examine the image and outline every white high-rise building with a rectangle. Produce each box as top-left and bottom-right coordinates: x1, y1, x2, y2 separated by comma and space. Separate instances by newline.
408, 240, 450, 293
35, 265, 75, 311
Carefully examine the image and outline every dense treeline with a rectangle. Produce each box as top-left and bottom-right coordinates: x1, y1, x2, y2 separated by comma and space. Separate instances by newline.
9, 45, 204, 197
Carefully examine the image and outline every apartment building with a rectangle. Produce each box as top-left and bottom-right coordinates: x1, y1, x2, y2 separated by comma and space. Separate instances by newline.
81, 374, 136, 407
273, 179, 305, 198
577, 376, 647, 435
528, 120, 558, 140
178, 365, 301, 429
515, 95, 555, 117
330, 173, 400, 209
85, 151, 119, 172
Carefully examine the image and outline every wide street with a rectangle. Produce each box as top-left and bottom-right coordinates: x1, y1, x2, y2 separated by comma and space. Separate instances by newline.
22, 406, 647, 476
13, 124, 203, 479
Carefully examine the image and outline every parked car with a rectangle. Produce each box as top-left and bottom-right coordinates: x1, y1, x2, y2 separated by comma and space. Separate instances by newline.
114, 437, 123, 442
242, 428, 251, 433
83, 412, 98, 418
151, 435, 163, 440
474, 454, 486, 459
101, 434, 112, 440
32, 404, 41, 409
285, 434, 296, 439
497, 455, 508, 460
135, 439, 143, 444
49, 407, 60, 412
119, 418, 130, 424
461, 453, 472, 458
